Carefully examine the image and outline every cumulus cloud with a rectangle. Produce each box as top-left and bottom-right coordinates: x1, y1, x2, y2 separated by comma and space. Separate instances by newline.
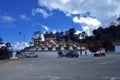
38, 0, 120, 20
38, 0, 120, 35
0, 15, 16, 27
73, 16, 101, 35
32, 8, 52, 18
75, 30, 81, 35
83, 25, 100, 36
73, 16, 101, 26
20, 14, 31, 20
12, 42, 30, 51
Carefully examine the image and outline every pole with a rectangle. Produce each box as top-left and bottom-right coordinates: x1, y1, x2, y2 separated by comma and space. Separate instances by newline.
19, 32, 26, 48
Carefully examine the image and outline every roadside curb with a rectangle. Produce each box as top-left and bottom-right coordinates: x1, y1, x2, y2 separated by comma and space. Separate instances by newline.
0, 59, 10, 65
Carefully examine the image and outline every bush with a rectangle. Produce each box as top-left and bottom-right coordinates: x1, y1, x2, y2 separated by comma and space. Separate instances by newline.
102, 40, 115, 52
88, 43, 99, 52
0, 46, 11, 60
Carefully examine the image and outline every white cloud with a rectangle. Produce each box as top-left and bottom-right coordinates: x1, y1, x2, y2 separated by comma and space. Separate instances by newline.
12, 42, 30, 51
60, 0, 70, 4
32, 8, 52, 18
83, 25, 99, 36
0, 15, 16, 27
0, 16, 15, 23
73, 16, 101, 26
75, 30, 81, 35
73, 16, 101, 35
38, 0, 120, 35
41, 25, 49, 31
52, 29, 57, 34
20, 14, 31, 20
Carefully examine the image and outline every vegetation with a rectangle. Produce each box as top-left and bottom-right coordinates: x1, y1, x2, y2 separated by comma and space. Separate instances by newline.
87, 24, 120, 52
0, 37, 3, 44
0, 38, 12, 60
31, 31, 41, 45
29, 24, 120, 52
92, 25, 120, 42
31, 28, 87, 44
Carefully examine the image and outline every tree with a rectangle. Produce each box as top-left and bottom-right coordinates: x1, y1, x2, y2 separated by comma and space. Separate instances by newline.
102, 39, 115, 52
55, 32, 61, 42
88, 42, 99, 52
49, 32, 54, 38
32, 31, 42, 45
80, 31, 88, 40
29, 42, 33, 46
85, 36, 96, 44
0, 37, 3, 44
5, 42, 11, 47
68, 28, 76, 41
33, 31, 41, 36
44, 32, 49, 41
93, 27, 105, 40
0, 42, 11, 60
64, 31, 69, 42
92, 26, 120, 42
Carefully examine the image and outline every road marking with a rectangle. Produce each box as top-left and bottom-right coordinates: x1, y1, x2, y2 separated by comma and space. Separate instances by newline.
1, 60, 16, 66
102, 77, 120, 80
24, 76, 71, 80
71, 58, 100, 64
28, 59, 36, 70
100, 59, 120, 64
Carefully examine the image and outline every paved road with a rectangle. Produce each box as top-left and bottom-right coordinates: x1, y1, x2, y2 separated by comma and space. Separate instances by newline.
0, 54, 120, 80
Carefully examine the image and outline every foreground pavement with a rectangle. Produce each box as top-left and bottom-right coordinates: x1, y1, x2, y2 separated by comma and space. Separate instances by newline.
0, 54, 120, 80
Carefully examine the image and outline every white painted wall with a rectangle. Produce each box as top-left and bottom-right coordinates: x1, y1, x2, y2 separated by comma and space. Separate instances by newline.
37, 50, 92, 57
24, 50, 92, 57
115, 46, 120, 52
37, 52, 58, 57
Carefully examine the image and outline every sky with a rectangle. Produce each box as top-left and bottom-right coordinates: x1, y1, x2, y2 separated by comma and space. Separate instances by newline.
0, 0, 120, 50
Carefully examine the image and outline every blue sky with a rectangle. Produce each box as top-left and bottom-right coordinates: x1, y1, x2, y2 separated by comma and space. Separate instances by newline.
0, 0, 81, 43
0, 0, 120, 50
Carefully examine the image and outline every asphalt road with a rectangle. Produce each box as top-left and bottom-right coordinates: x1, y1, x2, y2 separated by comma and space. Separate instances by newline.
0, 54, 120, 80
